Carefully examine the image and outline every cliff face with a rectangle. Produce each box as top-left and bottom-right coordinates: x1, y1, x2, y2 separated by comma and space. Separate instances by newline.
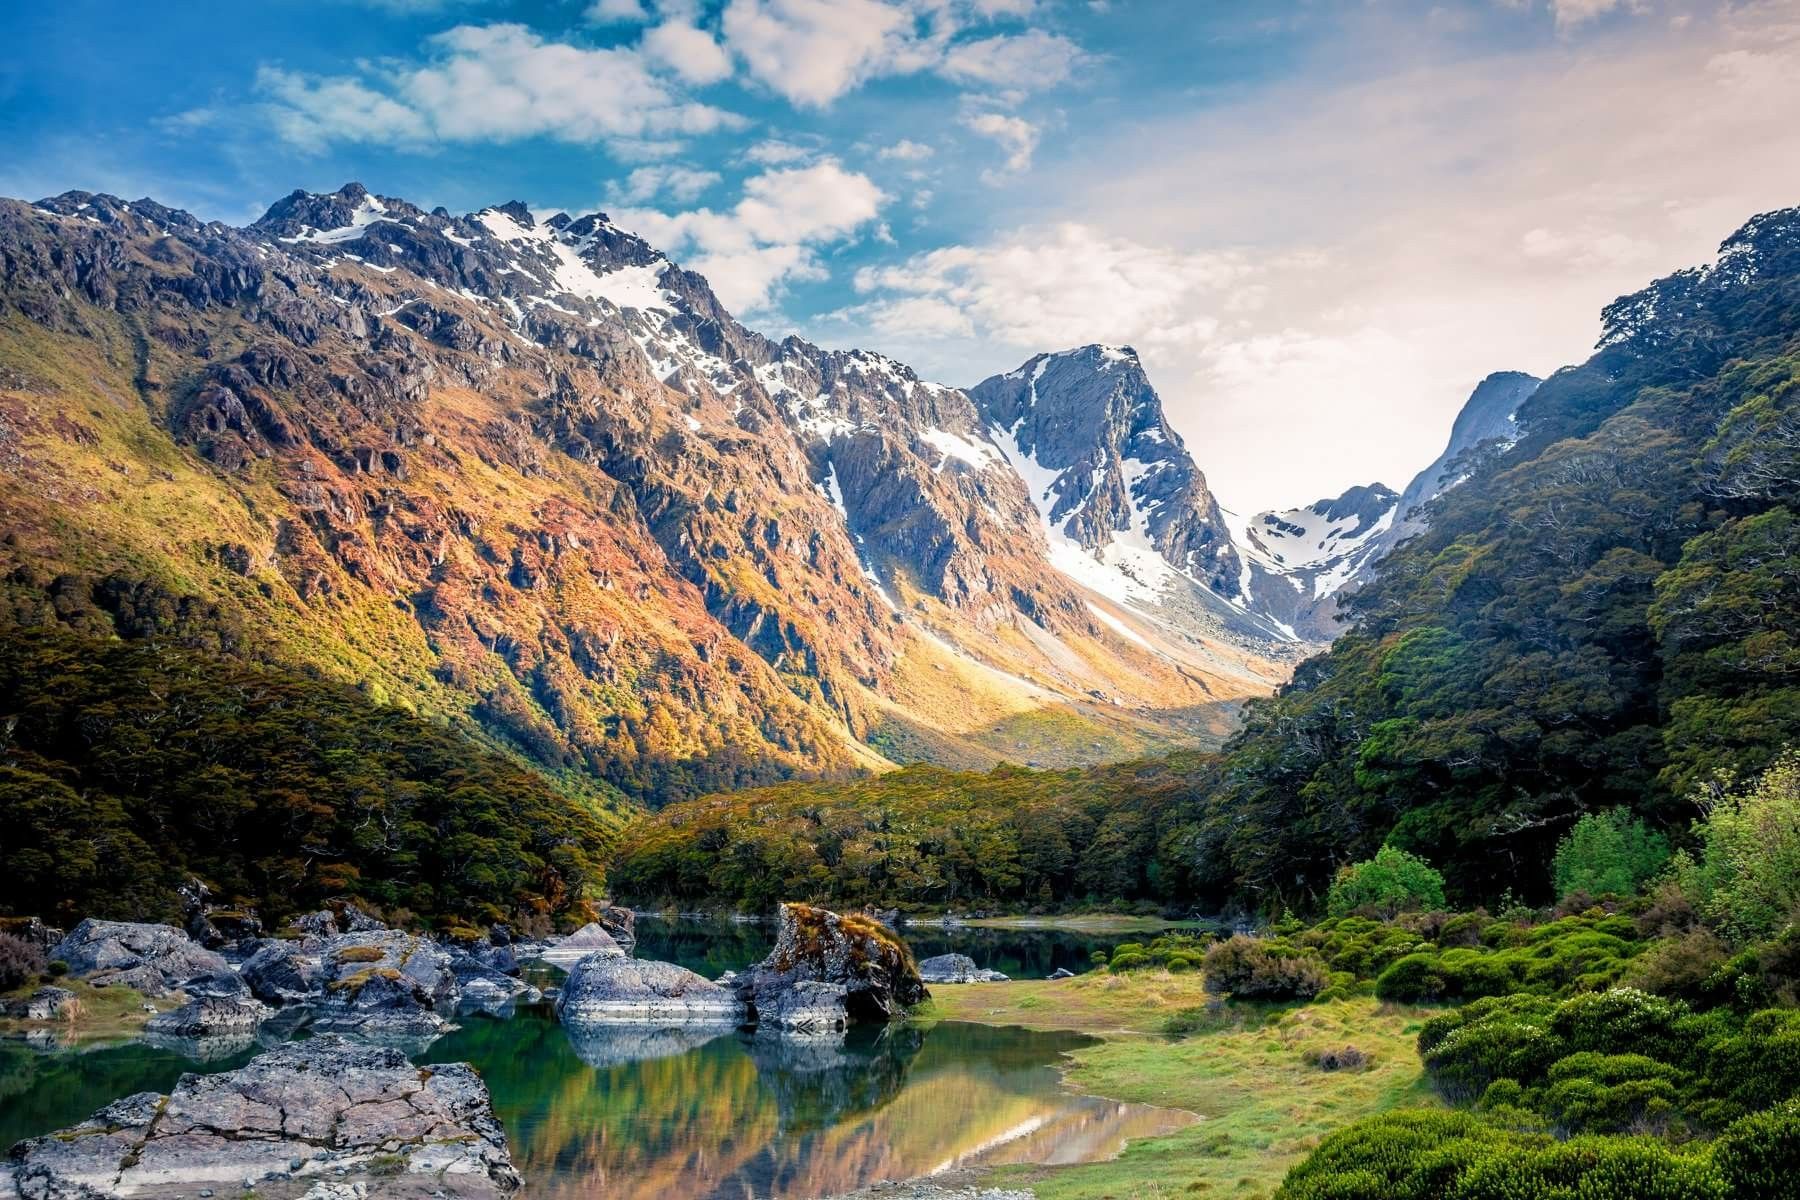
0, 186, 1290, 797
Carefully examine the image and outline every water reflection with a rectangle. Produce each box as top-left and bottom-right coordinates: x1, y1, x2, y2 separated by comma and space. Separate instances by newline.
419, 1010, 1192, 1200
3, 1006, 1192, 1200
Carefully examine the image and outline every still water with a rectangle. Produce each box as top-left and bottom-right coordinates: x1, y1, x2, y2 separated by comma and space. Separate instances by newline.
2, 922, 1194, 1198
633, 914, 1121, 980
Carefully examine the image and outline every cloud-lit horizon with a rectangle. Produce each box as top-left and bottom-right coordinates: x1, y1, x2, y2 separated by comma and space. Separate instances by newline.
5, 0, 1799, 513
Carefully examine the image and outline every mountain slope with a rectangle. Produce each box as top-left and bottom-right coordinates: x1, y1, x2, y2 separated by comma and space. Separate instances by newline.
0, 185, 1288, 798
1180, 203, 1800, 906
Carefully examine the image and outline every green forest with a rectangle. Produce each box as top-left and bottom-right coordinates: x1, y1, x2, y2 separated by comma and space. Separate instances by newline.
0, 627, 619, 930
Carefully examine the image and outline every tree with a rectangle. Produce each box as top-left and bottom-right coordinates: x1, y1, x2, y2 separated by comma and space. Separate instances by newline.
1326, 846, 1447, 918
1552, 810, 1671, 901
1682, 751, 1800, 945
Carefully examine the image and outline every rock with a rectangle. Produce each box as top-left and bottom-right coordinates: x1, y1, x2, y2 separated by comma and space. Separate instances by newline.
450, 949, 541, 1014
311, 931, 460, 1034
755, 979, 848, 1034
7, 985, 76, 1020
2, 1035, 520, 1197
917, 954, 1009, 984
539, 922, 626, 969
1047, 967, 1076, 980
293, 909, 341, 940
240, 938, 324, 1005
736, 904, 928, 1025
596, 904, 637, 955
47, 919, 229, 996
181, 968, 252, 998
145, 993, 271, 1038
1, 917, 65, 953
556, 955, 742, 1025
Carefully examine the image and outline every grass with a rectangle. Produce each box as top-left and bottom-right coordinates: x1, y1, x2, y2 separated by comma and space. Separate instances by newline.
920, 970, 1442, 1199
0, 978, 159, 1042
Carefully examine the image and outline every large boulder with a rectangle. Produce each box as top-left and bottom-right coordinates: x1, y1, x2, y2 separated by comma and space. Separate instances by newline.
539, 922, 626, 969
47, 919, 228, 996
450, 949, 542, 1015
556, 955, 742, 1025
239, 938, 325, 1005
2, 1035, 520, 1197
596, 904, 637, 955
756, 980, 849, 1034
737, 904, 928, 1025
918, 953, 1009, 984
311, 931, 459, 1034
144, 993, 271, 1038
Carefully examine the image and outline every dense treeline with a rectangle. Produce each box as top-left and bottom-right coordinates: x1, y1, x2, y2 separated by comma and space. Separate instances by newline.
1182, 207, 1800, 908
0, 627, 620, 929
608, 756, 1213, 910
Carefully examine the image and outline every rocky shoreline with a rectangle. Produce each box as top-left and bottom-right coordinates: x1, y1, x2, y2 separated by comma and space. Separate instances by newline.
4, 900, 1022, 1198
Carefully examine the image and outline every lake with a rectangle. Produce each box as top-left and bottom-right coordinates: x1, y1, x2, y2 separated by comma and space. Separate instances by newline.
2, 921, 1195, 1198
633, 913, 1125, 979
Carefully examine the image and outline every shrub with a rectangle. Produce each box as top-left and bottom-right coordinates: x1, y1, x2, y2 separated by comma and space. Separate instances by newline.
1622, 929, 1732, 1004
1325, 846, 1447, 918
1539, 1053, 1689, 1135
1202, 935, 1329, 1000
1549, 988, 1690, 1062
1419, 994, 1565, 1101
1108, 951, 1149, 971
1554, 809, 1671, 902
0, 932, 46, 991
1376, 952, 1451, 1003
1683, 752, 1800, 946
1711, 1100, 1800, 1200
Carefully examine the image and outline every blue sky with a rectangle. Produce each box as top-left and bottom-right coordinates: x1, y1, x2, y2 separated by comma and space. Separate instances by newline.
5, 0, 1799, 512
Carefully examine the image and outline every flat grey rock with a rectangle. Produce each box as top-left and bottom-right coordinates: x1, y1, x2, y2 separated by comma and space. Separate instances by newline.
556, 955, 741, 1025
537, 922, 625, 969
918, 954, 1008, 984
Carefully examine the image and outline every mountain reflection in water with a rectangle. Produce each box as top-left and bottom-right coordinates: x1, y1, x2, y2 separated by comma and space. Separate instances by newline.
419, 1009, 1194, 1200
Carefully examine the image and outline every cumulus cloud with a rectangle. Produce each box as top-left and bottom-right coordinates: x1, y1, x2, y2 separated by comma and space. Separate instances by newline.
848, 222, 1248, 348
721, 0, 929, 107
257, 23, 745, 152
256, 67, 431, 151
941, 29, 1086, 92
611, 164, 722, 203
641, 21, 734, 84
961, 111, 1039, 177
877, 138, 935, 161
615, 160, 887, 311
586, 0, 650, 21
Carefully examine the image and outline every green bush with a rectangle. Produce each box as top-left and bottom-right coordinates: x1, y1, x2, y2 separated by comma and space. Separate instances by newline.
1420, 994, 1566, 1102
1682, 752, 1800, 946
1553, 809, 1672, 902
1376, 952, 1451, 1003
1325, 846, 1447, 919
1202, 934, 1329, 1000
1539, 1053, 1689, 1135
1712, 1100, 1800, 1200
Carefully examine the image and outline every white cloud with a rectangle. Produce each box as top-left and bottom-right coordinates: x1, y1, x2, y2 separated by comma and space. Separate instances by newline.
615, 160, 887, 311
256, 67, 431, 151
970, 0, 1035, 14
941, 29, 1086, 92
612, 164, 722, 203
587, 0, 650, 21
401, 24, 743, 143
721, 0, 925, 107
641, 21, 734, 84
849, 222, 1248, 348
961, 111, 1039, 177
877, 138, 935, 161
742, 138, 815, 164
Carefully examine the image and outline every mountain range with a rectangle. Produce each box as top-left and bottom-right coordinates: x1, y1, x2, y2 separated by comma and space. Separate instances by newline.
0, 181, 1518, 800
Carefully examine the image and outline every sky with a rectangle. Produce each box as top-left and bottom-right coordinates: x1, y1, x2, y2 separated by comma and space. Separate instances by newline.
4, 0, 1800, 515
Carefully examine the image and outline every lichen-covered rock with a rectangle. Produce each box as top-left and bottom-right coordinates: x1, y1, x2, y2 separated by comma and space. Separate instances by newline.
240, 938, 325, 1005
47, 919, 229, 996
556, 955, 742, 1025
917, 954, 1009, 984
6, 985, 76, 1021
450, 949, 541, 1015
2, 1035, 520, 1197
144, 993, 271, 1038
539, 922, 626, 969
737, 904, 928, 1025
596, 905, 637, 956
311, 931, 459, 1034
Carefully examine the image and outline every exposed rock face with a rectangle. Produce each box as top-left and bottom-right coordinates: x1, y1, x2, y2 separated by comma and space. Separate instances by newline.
449, 949, 541, 1014
555, 955, 742, 1025
311, 932, 460, 1034
47, 919, 228, 996
754, 979, 849, 1034
917, 954, 1008, 984
143, 993, 271, 1038
595, 905, 637, 956
538, 922, 626, 969
2, 1035, 519, 1198
737, 904, 928, 1025
240, 939, 325, 1005
5, 986, 76, 1020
